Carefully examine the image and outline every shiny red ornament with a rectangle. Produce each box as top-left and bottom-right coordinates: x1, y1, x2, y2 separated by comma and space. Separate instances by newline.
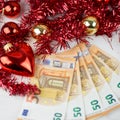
0, 42, 34, 77
1, 22, 20, 38
3, 1, 21, 18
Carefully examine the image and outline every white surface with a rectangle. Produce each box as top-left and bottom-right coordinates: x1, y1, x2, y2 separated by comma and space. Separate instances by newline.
0, 34, 120, 120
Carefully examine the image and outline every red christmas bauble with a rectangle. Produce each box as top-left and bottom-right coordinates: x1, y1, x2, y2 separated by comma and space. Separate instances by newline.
1, 22, 20, 38
4, 1, 21, 18
0, 42, 34, 77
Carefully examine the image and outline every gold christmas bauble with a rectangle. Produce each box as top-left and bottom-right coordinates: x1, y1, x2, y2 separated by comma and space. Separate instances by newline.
82, 16, 99, 35
31, 24, 49, 39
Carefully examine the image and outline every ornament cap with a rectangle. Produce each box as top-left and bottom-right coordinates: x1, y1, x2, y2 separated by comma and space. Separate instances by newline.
3, 43, 13, 52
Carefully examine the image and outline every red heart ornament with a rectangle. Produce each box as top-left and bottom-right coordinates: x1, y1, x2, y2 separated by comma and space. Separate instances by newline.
0, 42, 34, 77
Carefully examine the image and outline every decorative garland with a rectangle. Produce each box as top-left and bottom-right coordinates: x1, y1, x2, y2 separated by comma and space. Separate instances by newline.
0, 0, 119, 96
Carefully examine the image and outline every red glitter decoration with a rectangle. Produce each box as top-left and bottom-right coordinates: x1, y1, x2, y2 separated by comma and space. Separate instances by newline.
3, 1, 21, 18
0, 69, 40, 96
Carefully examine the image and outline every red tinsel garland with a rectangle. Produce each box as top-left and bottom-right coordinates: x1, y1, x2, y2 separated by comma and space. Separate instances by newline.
0, 0, 119, 96
21, 0, 120, 54
0, 70, 40, 96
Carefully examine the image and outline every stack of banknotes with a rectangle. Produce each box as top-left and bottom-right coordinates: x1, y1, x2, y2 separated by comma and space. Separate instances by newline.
17, 43, 120, 120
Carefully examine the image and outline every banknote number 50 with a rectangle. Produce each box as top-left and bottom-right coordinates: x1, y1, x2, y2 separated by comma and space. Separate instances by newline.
73, 107, 82, 117
91, 100, 101, 111
105, 94, 116, 104
53, 113, 62, 120
117, 83, 120, 88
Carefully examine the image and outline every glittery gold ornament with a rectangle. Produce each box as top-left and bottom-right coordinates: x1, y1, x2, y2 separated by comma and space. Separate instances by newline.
82, 16, 99, 35
31, 24, 49, 39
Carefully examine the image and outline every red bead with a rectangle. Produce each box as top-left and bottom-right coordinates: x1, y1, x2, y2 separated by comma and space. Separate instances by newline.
4, 1, 21, 18
1, 22, 20, 38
